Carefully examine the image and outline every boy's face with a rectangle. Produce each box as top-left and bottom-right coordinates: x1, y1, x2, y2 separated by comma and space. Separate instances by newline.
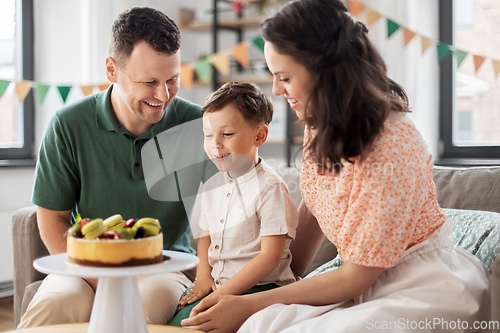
203, 104, 266, 177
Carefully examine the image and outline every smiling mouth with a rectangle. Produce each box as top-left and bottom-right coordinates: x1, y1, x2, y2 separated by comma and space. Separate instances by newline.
145, 101, 163, 107
287, 98, 298, 104
214, 153, 230, 161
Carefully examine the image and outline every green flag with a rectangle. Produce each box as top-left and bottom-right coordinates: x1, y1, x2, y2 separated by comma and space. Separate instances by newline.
437, 42, 452, 62
0, 80, 10, 99
32, 84, 50, 105
194, 57, 213, 83
455, 49, 468, 68
57, 86, 72, 103
387, 19, 400, 38
251, 36, 265, 52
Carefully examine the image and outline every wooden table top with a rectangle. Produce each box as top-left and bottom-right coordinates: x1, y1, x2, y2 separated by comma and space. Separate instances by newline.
6, 323, 201, 333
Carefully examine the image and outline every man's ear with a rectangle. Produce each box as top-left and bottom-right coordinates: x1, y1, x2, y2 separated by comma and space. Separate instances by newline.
105, 57, 118, 83
254, 125, 269, 148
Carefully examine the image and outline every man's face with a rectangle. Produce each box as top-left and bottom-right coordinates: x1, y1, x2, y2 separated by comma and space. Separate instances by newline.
107, 40, 180, 134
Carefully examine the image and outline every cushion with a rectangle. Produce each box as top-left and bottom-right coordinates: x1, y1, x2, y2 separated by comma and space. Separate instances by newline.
306, 208, 500, 278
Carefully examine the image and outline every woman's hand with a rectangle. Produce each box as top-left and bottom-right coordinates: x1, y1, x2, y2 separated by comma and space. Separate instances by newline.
178, 278, 215, 306
182, 294, 255, 333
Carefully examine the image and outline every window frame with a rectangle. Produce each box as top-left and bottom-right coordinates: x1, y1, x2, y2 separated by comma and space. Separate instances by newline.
0, 0, 35, 166
438, 0, 500, 165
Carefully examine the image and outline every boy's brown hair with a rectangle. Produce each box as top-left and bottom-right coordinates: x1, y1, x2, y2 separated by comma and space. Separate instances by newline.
202, 82, 274, 126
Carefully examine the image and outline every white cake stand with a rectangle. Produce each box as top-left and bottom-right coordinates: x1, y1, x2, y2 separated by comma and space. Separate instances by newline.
33, 250, 198, 333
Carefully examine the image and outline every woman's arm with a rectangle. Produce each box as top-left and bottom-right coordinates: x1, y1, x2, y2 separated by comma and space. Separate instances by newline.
182, 261, 384, 332
212, 234, 287, 297
289, 200, 325, 277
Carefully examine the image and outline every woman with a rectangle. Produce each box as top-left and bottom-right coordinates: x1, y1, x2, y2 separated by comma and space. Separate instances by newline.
181, 0, 490, 332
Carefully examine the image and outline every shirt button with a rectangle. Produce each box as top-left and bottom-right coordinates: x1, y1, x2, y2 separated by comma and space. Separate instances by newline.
229, 180, 233, 184
226, 193, 231, 197
220, 219, 224, 224
215, 280, 220, 284
215, 245, 220, 250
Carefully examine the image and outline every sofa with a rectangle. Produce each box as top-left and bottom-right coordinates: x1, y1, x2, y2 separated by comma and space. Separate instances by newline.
12, 165, 500, 328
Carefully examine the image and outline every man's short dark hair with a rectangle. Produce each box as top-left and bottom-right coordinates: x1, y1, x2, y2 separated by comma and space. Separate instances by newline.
110, 7, 180, 68
202, 82, 274, 126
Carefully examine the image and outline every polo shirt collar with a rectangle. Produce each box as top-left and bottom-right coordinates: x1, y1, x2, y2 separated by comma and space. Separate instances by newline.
95, 84, 179, 139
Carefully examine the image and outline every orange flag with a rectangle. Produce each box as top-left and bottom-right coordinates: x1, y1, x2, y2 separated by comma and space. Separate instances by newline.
232, 42, 250, 68
210, 52, 231, 77
98, 83, 110, 91
421, 36, 434, 54
15, 81, 32, 103
473, 55, 486, 73
493, 60, 500, 79
365, 10, 382, 28
403, 28, 417, 46
348, 0, 365, 17
180, 64, 194, 89
80, 85, 95, 96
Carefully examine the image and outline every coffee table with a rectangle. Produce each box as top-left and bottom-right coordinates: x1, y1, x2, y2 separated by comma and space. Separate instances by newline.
33, 251, 198, 333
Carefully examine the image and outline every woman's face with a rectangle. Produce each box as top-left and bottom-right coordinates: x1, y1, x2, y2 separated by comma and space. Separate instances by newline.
264, 41, 315, 120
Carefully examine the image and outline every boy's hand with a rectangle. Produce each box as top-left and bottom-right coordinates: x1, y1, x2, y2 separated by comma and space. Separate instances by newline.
179, 278, 216, 306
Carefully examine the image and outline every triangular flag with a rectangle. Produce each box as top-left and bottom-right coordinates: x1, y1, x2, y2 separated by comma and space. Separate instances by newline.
492, 60, 500, 79
421, 36, 434, 54
473, 55, 486, 73
387, 19, 401, 38
437, 42, 452, 62
365, 10, 382, 28
251, 36, 265, 52
15, 81, 32, 103
348, 0, 365, 16
194, 57, 213, 83
0, 80, 10, 99
403, 28, 417, 46
210, 52, 231, 77
57, 86, 72, 103
80, 85, 95, 96
180, 64, 194, 88
98, 83, 110, 91
232, 42, 250, 68
455, 49, 468, 68
32, 84, 50, 105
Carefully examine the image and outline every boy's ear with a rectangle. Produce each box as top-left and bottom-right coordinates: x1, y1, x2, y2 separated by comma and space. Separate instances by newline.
105, 57, 118, 83
254, 125, 268, 148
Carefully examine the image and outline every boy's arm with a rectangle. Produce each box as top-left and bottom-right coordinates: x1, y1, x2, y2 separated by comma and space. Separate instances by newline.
212, 234, 287, 296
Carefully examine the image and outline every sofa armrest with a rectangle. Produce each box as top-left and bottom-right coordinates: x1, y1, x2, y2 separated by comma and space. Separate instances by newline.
12, 206, 49, 327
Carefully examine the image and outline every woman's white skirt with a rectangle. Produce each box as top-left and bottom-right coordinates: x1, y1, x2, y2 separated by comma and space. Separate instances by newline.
238, 219, 491, 332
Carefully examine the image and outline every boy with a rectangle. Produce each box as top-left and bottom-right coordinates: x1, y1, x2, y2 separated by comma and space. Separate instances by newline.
169, 82, 298, 325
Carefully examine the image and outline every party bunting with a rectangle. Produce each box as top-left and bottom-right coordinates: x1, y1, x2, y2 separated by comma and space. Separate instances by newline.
421, 36, 434, 54
194, 56, 213, 83
210, 52, 231, 77
251, 36, 265, 52
493, 60, 500, 79
365, 10, 382, 28
455, 49, 468, 68
57, 86, 72, 103
180, 64, 194, 88
403, 28, 417, 46
473, 55, 486, 73
80, 85, 95, 97
32, 84, 50, 105
0, 80, 10, 99
437, 42, 452, 62
15, 81, 31, 103
348, 0, 365, 17
387, 19, 400, 38
232, 42, 250, 68
98, 84, 110, 91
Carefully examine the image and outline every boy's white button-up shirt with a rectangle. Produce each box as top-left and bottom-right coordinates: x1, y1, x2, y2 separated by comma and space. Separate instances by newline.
199, 159, 298, 287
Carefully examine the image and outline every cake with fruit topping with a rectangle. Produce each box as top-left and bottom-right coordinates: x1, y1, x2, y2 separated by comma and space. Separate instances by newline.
67, 214, 164, 267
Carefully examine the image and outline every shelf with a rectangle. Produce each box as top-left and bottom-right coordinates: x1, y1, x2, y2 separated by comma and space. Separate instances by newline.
179, 8, 266, 31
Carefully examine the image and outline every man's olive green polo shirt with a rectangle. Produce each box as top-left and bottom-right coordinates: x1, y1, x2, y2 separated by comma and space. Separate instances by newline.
32, 85, 215, 253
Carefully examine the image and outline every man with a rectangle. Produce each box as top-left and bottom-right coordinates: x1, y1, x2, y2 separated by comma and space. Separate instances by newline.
18, 7, 215, 328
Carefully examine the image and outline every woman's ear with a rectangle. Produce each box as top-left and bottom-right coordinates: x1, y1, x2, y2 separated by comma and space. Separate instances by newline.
254, 125, 269, 148
105, 57, 118, 83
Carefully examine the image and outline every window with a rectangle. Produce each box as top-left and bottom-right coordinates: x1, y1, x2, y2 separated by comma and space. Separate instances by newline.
439, 0, 500, 163
0, 0, 34, 165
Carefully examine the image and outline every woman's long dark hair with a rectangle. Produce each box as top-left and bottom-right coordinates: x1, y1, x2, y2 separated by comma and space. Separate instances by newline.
261, 0, 409, 173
